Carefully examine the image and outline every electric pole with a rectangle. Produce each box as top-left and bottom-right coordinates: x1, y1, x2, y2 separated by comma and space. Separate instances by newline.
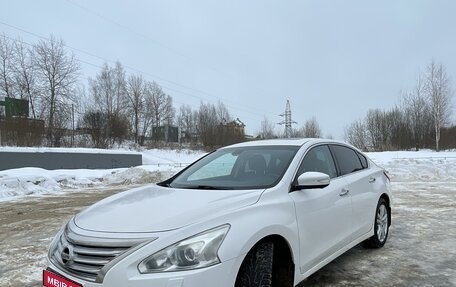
278, 100, 297, 138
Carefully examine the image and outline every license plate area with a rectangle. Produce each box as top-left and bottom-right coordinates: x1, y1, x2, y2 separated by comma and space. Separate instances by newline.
43, 269, 83, 287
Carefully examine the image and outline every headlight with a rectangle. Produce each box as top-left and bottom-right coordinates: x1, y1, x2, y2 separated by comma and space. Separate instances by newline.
138, 225, 230, 273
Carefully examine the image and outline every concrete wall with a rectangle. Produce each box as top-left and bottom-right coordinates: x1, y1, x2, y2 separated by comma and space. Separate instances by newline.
0, 152, 142, 170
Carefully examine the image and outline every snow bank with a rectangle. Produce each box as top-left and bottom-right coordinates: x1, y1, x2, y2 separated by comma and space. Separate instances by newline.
366, 151, 456, 182
366, 150, 456, 164
0, 166, 181, 202
0, 148, 205, 201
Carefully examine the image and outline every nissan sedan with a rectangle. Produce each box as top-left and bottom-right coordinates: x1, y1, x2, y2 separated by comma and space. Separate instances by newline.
44, 138, 392, 287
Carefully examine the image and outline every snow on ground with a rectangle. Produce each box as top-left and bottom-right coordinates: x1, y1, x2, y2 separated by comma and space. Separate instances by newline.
0, 149, 455, 286
0, 148, 206, 201
366, 151, 456, 182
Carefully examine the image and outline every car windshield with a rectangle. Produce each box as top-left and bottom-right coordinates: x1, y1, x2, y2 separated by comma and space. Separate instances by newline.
167, 145, 299, 190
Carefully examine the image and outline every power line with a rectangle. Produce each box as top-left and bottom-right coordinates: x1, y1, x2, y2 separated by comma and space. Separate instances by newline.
62, 1, 276, 117
0, 20, 211, 96
0, 22, 271, 121
65, 0, 229, 77
0, 32, 264, 125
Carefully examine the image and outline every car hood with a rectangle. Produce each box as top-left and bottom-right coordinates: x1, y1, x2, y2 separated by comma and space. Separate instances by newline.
74, 184, 263, 233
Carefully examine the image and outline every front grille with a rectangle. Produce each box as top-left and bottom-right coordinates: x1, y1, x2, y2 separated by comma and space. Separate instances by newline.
50, 227, 143, 283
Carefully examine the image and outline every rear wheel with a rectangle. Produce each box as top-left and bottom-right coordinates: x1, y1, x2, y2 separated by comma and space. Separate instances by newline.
235, 241, 274, 287
364, 198, 390, 248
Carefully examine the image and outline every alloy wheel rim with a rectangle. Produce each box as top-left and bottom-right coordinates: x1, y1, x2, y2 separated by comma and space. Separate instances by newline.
376, 204, 388, 242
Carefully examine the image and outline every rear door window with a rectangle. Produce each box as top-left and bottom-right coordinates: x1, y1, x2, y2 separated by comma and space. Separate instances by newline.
331, 145, 363, 176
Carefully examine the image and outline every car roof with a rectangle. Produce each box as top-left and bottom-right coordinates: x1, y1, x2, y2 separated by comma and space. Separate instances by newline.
223, 138, 349, 149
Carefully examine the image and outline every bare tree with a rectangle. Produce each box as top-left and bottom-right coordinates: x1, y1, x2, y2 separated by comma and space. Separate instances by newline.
425, 60, 453, 151
401, 76, 433, 150
216, 101, 231, 124
344, 119, 368, 151
90, 63, 118, 115
192, 109, 200, 140
82, 111, 109, 148
34, 35, 80, 146
177, 104, 195, 142
0, 34, 14, 98
164, 97, 175, 126
136, 81, 155, 143
88, 62, 129, 146
301, 116, 322, 138
125, 74, 145, 144
149, 82, 174, 127
13, 39, 39, 118
258, 116, 276, 139
385, 106, 407, 150
365, 109, 385, 151
113, 61, 127, 113
198, 102, 218, 146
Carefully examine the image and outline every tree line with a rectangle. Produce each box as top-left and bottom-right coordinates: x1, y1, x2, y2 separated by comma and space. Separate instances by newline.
258, 116, 325, 139
0, 34, 244, 148
345, 60, 455, 152
1, 34, 454, 151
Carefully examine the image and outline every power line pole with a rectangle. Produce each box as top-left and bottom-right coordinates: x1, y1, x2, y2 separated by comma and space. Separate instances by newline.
278, 100, 297, 138
72, 104, 75, 147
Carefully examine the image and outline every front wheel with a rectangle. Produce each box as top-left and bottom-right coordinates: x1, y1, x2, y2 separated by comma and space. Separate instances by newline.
363, 198, 390, 248
235, 241, 274, 287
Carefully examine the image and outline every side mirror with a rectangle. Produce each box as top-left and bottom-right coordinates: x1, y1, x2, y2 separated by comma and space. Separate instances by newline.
294, 172, 330, 190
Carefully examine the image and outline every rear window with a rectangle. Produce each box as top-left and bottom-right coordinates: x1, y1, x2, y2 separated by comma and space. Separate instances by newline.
357, 152, 368, 169
331, 145, 363, 176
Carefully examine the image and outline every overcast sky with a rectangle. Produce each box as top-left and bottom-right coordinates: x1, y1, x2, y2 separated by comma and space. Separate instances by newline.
1, 0, 455, 138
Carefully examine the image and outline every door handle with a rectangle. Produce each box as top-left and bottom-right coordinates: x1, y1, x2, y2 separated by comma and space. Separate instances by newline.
369, 177, 376, 183
339, 188, 350, 197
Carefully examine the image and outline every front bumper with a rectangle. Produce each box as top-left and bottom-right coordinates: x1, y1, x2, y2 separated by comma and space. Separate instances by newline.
47, 256, 240, 287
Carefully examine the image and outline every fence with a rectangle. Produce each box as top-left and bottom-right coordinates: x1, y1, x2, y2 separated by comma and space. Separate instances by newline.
143, 162, 192, 168
0, 151, 142, 170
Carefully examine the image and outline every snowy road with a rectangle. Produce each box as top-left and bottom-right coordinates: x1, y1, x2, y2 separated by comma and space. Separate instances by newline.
300, 180, 456, 287
0, 186, 135, 287
1, 151, 456, 286
0, 180, 455, 286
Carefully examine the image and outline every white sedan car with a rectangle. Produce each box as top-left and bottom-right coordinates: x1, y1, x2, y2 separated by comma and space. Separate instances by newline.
44, 139, 391, 287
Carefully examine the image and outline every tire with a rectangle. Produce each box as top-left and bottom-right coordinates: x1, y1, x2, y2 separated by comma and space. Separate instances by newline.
235, 241, 274, 287
363, 198, 390, 248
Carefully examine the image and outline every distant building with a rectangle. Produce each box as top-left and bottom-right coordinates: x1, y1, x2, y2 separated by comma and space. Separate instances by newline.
0, 97, 29, 118
0, 97, 44, 146
214, 118, 245, 146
